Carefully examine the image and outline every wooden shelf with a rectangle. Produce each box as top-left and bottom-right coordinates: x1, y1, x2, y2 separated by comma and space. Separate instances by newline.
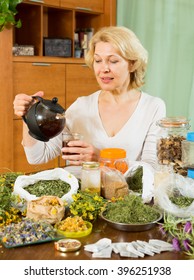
0, 0, 116, 173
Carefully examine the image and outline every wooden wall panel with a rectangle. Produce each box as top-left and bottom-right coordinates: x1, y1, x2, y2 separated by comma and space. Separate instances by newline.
0, 28, 13, 172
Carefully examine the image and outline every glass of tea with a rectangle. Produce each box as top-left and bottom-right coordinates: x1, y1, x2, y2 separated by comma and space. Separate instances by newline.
62, 132, 83, 155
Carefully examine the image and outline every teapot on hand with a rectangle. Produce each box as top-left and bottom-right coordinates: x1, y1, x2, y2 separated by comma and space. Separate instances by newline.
23, 96, 66, 142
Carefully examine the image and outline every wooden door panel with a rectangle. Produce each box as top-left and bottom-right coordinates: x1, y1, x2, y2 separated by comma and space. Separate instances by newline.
65, 64, 99, 108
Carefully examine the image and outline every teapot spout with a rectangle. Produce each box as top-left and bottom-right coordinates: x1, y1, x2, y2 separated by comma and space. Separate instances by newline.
56, 112, 66, 120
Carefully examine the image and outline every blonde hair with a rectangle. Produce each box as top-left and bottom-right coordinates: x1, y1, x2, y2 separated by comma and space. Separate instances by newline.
85, 26, 148, 89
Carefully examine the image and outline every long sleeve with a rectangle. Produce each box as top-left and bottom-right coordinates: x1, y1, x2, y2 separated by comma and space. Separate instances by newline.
23, 91, 166, 169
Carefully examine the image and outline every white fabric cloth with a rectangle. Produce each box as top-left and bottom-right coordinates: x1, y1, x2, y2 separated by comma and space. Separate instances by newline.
24, 90, 166, 169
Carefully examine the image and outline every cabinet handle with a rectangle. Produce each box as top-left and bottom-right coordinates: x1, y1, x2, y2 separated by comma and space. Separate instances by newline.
28, 0, 44, 3
75, 7, 92, 11
81, 64, 89, 67
32, 63, 51, 66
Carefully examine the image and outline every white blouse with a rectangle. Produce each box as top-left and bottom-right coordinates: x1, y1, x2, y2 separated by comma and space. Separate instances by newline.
24, 90, 166, 169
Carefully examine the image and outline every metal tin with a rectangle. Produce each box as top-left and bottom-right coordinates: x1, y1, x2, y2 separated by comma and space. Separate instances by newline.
54, 239, 81, 252
44, 38, 72, 57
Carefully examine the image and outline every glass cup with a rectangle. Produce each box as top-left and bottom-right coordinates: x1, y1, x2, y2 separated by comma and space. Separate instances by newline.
62, 132, 83, 155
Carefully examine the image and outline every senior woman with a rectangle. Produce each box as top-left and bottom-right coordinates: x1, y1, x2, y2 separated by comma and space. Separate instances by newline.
13, 26, 166, 170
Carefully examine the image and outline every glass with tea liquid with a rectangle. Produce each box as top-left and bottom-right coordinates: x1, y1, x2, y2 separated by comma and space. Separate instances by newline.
62, 132, 83, 155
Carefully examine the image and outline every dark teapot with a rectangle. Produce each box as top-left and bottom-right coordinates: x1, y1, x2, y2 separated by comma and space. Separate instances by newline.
23, 96, 66, 142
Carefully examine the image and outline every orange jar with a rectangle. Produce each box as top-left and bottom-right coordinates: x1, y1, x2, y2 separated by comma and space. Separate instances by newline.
99, 148, 128, 174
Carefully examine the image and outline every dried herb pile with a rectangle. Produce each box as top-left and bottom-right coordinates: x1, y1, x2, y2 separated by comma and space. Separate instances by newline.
104, 194, 160, 224
0, 172, 24, 226
1, 219, 57, 247
125, 166, 143, 193
169, 195, 194, 208
24, 179, 71, 198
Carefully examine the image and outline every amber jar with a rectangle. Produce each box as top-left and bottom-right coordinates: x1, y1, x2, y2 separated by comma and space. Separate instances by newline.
156, 117, 190, 175
99, 148, 128, 174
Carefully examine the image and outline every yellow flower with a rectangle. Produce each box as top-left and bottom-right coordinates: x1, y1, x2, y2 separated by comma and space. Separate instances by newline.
70, 209, 78, 215
88, 213, 94, 220
2, 237, 7, 243
51, 207, 57, 215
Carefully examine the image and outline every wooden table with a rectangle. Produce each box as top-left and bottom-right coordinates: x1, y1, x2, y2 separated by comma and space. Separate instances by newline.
0, 218, 188, 260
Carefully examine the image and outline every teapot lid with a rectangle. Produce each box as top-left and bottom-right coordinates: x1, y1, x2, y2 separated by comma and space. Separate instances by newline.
41, 97, 65, 113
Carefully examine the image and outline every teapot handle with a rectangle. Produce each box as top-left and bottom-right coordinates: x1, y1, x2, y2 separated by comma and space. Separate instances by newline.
22, 96, 43, 123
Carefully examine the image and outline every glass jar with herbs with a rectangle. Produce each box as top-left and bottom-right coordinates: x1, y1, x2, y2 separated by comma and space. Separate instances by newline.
156, 117, 190, 176
81, 161, 101, 195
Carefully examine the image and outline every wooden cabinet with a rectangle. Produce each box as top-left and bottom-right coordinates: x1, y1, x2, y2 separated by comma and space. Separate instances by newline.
12, 59, 99, 172
0, 0, 116, 173
14, 0, 116, 58
65, 64, 99, 108
13, 60, 66, 108
61, 0, 104, 13
13, 59, 66, 172
0, 29, 14, 172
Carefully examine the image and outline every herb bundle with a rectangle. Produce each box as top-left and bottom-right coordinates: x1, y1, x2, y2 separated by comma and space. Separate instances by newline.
70, 191, 107, 222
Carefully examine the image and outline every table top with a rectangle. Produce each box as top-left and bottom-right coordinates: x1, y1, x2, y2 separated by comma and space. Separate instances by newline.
0, 218, 188, 260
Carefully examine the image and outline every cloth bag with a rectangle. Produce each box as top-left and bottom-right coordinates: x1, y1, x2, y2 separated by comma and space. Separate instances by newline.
154, 173, 194, 217
13, 168, 79, 204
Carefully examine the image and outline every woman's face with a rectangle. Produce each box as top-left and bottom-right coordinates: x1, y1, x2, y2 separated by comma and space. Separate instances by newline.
93, 41, 130, 92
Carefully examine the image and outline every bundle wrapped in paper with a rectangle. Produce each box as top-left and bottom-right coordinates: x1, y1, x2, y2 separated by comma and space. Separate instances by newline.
27, 195, 65, 224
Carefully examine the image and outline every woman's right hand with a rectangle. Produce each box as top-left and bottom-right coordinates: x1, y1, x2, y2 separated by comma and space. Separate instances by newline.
13, 91, 44, 117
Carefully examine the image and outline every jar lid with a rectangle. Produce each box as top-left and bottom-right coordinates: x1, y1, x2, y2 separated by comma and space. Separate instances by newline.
100, 148, 126, 159
157, 117, 190, 128
188, 169, 194, 179
82, 161, 100, 169
187, 132, 194, 142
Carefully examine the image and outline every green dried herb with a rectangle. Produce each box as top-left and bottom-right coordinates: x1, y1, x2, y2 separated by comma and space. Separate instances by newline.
170, 195, 194, 208
0, 185, 11, 211
24, 179, 71, 198
0, 172, 23, 211
125, 166, 143, 193
0, 172, 23, 190
104, 194, 160, 224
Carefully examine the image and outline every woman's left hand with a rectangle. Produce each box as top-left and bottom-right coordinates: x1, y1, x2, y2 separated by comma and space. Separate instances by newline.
61, 140, 100, 165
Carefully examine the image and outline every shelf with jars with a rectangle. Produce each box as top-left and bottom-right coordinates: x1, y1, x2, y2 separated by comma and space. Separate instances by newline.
1, 0, 116, 173
13, 0, 116, 59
